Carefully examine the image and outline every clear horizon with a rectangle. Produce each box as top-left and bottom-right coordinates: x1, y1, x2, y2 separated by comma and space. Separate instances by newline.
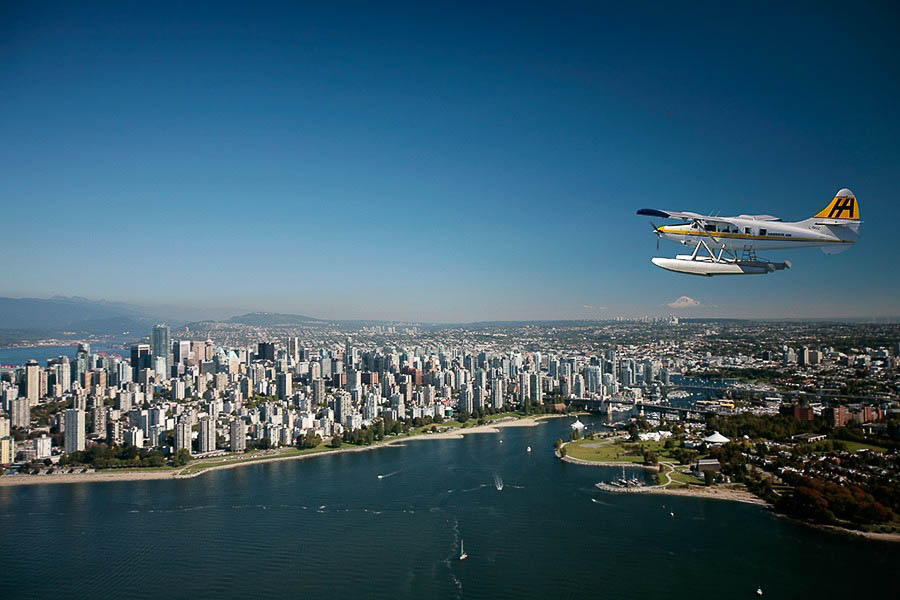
3, 2, 899, 321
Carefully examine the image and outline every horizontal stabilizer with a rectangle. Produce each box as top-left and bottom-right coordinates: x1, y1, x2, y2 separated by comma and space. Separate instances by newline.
821, 244, 852, 255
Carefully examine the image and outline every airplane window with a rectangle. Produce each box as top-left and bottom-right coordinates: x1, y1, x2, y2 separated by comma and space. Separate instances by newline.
704, 224, 716, 232
745, 227, 752, 234
760, 228, 767, 236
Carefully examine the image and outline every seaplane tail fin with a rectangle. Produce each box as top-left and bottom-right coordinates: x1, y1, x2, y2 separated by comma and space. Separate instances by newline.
814, 188, 859, 221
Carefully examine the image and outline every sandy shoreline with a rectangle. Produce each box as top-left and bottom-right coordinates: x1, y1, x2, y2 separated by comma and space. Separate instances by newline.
0, 415, 553, 488
646, 485, 770, 506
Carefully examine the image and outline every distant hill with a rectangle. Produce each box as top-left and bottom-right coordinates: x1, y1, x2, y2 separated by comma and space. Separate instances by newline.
0, 296, 158, 333
227, 312, 324, 326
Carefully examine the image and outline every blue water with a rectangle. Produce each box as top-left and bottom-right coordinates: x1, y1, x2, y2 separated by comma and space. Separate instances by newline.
0, 415, 896, 599
0, 344, 128, 367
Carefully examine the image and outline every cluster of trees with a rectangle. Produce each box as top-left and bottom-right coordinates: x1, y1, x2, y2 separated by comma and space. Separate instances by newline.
706, 413, 828, 441
833, 424, 900, 451
411, 414, 443, 428
342, 426, 375, 446
60, 444, 172, 469
297, 432, 322, 449
683, 367, 783, 383
520, 398, 568, 416
776, 473, 896, 526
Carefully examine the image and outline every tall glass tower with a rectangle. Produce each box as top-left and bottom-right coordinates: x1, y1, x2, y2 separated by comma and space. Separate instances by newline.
152, 323, 170, 363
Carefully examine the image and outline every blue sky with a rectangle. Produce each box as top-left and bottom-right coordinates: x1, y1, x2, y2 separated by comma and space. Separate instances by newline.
2, 1, 898, 321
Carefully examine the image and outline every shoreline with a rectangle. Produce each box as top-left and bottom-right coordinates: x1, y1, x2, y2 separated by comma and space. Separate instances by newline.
561, 447, 900, 542
559, 454, 659, 471
0, 414, 560, 488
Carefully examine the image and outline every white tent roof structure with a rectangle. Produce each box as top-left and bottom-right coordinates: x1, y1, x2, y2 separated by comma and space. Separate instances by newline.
570, 418, 585, 430
703, 431, 730, 444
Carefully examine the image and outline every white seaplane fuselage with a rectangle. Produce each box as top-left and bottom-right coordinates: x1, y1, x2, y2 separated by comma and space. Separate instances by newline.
657, 217, 858, 253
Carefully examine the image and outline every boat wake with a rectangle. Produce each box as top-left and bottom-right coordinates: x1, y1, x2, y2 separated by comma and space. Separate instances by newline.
493, 474, 504, 491
377, 470, 400, 480
460, 484, 489, 493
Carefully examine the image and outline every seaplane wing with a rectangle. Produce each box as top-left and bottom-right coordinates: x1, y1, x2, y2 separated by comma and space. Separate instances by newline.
636, 208, 706, 221
635, 208, 739, 226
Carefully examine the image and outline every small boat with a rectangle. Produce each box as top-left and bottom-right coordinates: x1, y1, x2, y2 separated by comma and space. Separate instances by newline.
459, 539, 468, 561
526, 446, 532, 452
756, 588, 763, 596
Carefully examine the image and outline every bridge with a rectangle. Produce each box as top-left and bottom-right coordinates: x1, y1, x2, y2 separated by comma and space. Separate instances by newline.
570, 398, 721, 421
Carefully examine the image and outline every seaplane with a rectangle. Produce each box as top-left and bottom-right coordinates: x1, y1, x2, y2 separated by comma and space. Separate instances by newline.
637, 188, 860, 276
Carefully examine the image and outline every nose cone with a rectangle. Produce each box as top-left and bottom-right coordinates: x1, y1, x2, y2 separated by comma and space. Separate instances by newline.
836, 188, 854, 198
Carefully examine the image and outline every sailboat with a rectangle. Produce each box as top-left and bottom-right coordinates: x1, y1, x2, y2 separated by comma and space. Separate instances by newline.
459, 539, 468, 561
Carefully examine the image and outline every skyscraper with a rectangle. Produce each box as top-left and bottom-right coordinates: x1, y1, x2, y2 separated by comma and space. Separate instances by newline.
276, 372, 292, 400
130, 344, 151, 379
230, 420, 246, 453
152, 324, 170, 360
287, 337, 300, 363
334, 391, 351, 425
257, 342, 276, 362
175, 420, 192, 454
64, 408, 86, 453
199, 417, 216, 453
312, 377, 325, 406
12, 397, 30, 428
530, 372, 543, 405
24, 360, 40, 405
152, 324, 169, 376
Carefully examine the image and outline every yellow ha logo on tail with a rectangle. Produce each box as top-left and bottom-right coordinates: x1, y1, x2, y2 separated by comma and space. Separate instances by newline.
815, 188, 859, 220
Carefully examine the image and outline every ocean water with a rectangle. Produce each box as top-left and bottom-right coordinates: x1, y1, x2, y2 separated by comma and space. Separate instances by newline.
0, 416, 896, 599
0, 344, 128, 368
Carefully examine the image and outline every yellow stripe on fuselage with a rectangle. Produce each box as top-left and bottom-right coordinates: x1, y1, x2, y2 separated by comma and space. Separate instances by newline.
658, 227, 848, 243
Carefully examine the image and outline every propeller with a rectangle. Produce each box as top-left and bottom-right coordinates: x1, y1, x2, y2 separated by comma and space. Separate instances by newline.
650, 222, 662, 250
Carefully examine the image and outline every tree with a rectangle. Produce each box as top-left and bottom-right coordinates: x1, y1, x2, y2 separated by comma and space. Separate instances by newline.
628, 425, 639, 442
703, 469, 715, 486
559, 446, 567, 458
298, 432, 321, 449
330, 435, 342, 448
173, 449, 191, 466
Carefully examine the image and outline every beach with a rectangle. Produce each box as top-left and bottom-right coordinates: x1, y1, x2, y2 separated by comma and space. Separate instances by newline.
0, 415, 550, 487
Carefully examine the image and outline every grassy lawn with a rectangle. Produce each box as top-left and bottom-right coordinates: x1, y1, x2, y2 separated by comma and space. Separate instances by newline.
565, 437, 687, 465
668, 469, 704, 487
840, 440, 888, 453
565, 438, 645, 463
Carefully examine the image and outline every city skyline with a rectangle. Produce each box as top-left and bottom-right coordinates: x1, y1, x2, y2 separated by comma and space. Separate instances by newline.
3, 2, 899, 321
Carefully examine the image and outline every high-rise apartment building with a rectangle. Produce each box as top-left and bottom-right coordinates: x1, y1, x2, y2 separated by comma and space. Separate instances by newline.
199, 417, 216, 453
64, 408, 86, 453
24, 360, 40, 405
230, 419, 246, 453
